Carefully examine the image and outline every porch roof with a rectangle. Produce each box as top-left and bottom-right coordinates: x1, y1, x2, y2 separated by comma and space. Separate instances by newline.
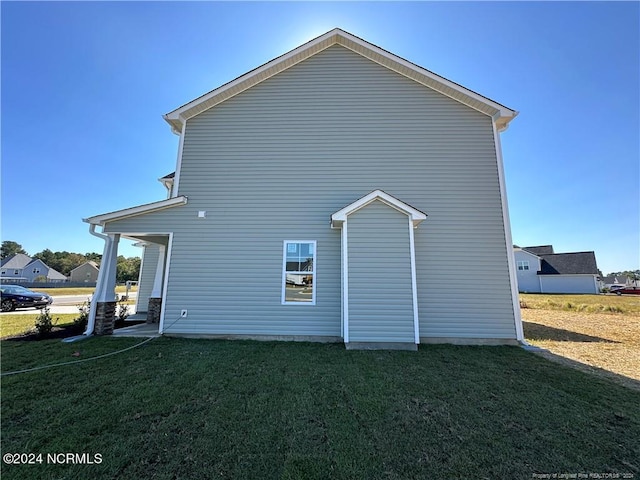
83, 196, 188, 226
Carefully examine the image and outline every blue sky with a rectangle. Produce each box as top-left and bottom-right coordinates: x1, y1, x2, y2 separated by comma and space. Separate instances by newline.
2, 1, 638, 274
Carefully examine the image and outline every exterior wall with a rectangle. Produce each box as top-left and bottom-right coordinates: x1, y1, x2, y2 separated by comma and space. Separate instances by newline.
539, 275, 599, 294
514, 250, 541, 293
105, 45, 516, 340
22, 259, 49, 283
136, 244, 161, 313
347, 201, 415, 343
70, 263, 99, 283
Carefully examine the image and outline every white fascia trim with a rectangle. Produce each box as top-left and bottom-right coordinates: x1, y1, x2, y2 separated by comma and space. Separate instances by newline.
281, 240, 317, 306
83, 196, 188, 226
492, 116, 524, 342
342, 223, 349, 343
163, 28, 517, 133
408, 217, 420, 344
158, 232, 174, 335
172, 121, 186, 197
331, 190, 426, 228
134, 243, 147, 312
514, 248, 541, 261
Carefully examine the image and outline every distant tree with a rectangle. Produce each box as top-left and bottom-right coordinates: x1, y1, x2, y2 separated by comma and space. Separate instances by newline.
84, 252, 102, 264
1, 241, 27, 259
116, 256, 141, 283
33, 250, 90, 276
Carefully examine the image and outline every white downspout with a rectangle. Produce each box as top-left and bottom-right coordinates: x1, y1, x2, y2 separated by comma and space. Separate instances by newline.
86, 224, 110, 336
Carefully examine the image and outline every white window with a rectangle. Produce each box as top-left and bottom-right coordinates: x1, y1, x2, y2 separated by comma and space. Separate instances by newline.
517, 261, 530, 271
33, 268, 41, 274
282, 241, 316, 305
0, 270, 5, 275
14, 270, 19, 275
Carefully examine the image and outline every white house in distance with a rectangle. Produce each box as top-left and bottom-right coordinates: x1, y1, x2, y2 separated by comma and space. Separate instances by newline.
0, 253, 67, 283
514, 245, 600, 294
84, 28, 524, 348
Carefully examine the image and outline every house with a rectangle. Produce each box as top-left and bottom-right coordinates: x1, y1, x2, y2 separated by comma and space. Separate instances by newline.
69, 261, 100, 283
600, 275, 635, 290
0, 253, 67, 283
83, 28, 523, 348
514, 245, 600, 294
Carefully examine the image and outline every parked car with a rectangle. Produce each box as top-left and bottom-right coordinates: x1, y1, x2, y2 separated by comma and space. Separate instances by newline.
0, 285, 53, 312
614, 286, 640, 295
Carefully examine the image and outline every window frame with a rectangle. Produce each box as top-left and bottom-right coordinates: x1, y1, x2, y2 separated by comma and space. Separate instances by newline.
281, 240, 316, 305
517, 260, 530, 271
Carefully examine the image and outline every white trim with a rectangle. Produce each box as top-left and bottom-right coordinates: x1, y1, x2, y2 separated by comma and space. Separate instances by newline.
83, 196, 188, 226
134, 243, 148, 312
408, 217, 420, 344
492, 116, 524, 342
342, 223, 349, 343
163, 29, 517, 133
281, 240, 317, 306
172, 121, 186, 196
150, 244, 166, 298
158, 232, 174, 334
331, 190, 426, 228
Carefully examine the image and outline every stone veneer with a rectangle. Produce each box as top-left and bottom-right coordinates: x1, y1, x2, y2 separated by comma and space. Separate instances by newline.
94, 301, 116, 335
147, 297, 162, 324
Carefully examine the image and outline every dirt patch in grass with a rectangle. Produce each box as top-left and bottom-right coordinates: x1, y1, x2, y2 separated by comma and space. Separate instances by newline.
523, 308, 640, 390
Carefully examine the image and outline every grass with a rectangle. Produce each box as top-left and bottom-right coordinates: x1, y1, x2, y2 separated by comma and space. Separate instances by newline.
0, 313, 78, 338
1, 337, 639, 479
521, 293, 640, 389
520, 292, 640, 314
26, 285, 137, 296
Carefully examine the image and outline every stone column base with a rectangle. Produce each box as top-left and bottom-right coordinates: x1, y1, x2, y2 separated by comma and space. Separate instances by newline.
95, 301, 116, 335
147, 297, 162, 324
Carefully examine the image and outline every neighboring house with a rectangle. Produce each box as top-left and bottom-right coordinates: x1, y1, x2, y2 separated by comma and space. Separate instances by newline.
600, 275, 635, 290
69, 261, 100, 283
514, 245, 600, 294
0, 254, 67, 283
84, 28, 523, 347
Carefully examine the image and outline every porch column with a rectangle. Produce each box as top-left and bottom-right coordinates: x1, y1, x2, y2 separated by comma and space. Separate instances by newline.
88, 234, 120, 335
147, 244, 165, 324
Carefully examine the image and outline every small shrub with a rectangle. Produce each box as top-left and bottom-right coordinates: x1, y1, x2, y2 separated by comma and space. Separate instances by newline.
34, 307, 58, 337
74, 298, 91, 330
115, 298, 129, 328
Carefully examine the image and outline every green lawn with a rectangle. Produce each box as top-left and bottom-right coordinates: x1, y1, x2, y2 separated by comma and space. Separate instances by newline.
0, 313, 78, 338
1, 338, 638, 479
25, 285, 137, 296
520, 292, 640, 314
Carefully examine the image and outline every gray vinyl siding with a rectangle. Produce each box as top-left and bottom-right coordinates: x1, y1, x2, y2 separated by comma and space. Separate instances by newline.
136, 244, 161, 313
540, 275, 599, 294
103, 44, 516, 339
514, 250, 541, 293
347, 201, 414, 343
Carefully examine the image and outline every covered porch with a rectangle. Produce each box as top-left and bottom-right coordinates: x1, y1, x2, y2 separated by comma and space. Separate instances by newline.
83, 196, 187, 337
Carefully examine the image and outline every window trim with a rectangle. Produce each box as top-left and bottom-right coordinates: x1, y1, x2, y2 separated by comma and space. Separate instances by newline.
517, 260, 530, 271
281, 240, 316, 305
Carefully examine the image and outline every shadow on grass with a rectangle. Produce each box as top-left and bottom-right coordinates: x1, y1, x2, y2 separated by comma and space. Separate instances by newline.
523, 321, 619, 343
530, 349, 640, 392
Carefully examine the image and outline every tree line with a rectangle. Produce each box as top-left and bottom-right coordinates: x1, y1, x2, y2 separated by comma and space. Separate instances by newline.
1, 240, 141, 283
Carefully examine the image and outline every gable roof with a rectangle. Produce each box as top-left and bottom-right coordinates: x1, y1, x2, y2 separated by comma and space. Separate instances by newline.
164, 28, 518, 134
523, 245, 555, 255
0, 253, 32, 269
538, 252, 599, 275
331, 190, 427, 228
70, 261, 100, 273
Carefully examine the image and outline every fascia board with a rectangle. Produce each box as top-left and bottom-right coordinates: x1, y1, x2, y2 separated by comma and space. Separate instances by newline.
83, 196, 188, 226
331, 190, 427, 228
